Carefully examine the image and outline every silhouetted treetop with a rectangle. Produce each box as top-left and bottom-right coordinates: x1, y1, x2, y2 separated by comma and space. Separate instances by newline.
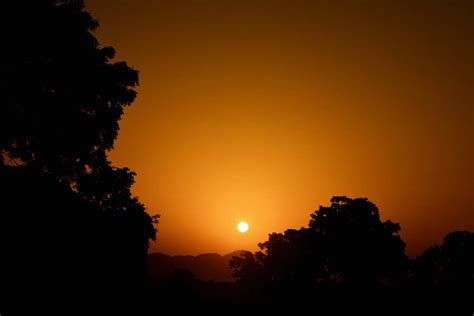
231, 196, 407, 287
1, 0, 138, 182
0, 0, 157, 238
308, 196, 407, 285
229, 250, 264, 286
414, 231, 474, 287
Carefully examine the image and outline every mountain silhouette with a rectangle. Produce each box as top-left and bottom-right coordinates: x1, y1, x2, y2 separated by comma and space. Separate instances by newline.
148, 251, 243, 282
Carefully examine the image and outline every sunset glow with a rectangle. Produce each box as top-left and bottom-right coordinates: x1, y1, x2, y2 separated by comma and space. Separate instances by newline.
4, 0, 472, 309
86, 0, 474, 256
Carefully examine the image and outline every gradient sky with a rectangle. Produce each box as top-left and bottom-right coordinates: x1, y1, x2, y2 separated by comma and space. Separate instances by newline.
86, 0, 473, 256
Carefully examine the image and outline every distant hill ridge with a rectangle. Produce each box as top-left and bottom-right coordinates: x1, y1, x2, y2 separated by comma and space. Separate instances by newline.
147, 250, 244, 282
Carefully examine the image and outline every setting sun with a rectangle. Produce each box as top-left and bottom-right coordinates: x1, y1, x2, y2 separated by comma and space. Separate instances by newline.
3, 0, 473, 310
237, 221, 249, 233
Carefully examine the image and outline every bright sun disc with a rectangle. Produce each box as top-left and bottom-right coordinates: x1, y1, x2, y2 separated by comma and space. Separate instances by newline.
237, 221, 249, 233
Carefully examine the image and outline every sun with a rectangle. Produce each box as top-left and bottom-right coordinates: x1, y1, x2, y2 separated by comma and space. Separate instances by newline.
237, 221, 249, 233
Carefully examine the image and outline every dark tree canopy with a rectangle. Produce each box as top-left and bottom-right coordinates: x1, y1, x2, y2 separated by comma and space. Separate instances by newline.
1, 1, 157, 308
308, 196, 407, 285
230, 250, 264, 287
0, 0, 157, 239
256, 228, 324, 286
231, 196, 407, 288
414, 231, 474, 287
1, 0, 138, 183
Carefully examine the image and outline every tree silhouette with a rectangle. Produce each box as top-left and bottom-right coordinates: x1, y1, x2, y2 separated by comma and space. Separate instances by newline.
231, 196, 407, 289
0, 0, 157, 309
230, 250, 264, 287
0, 0, 157, 243
414, 231, 474, 287
308, 196, 407, 286
256, 229, 324, 288
1, 0, 138, 184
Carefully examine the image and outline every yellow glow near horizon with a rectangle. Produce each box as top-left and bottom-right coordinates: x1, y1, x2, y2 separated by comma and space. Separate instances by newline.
88, 0, 474, 256
237, 221, 249, 233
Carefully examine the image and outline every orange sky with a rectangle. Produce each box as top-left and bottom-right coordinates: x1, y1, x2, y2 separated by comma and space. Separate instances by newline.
86, 0, 473, 256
